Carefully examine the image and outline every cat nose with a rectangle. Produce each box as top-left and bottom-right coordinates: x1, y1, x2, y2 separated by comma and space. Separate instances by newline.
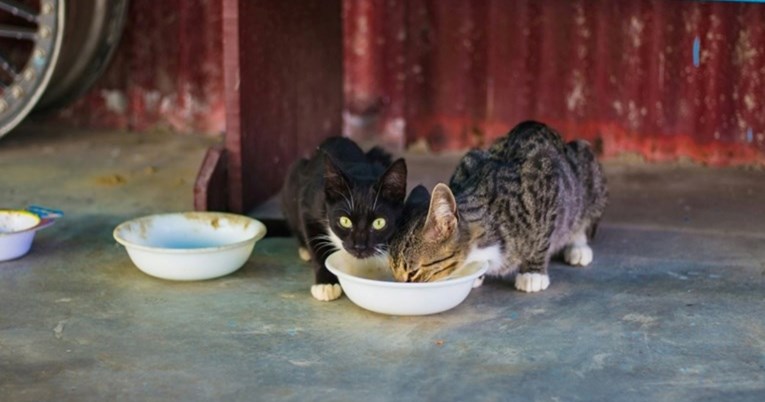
353, 244, 366, 251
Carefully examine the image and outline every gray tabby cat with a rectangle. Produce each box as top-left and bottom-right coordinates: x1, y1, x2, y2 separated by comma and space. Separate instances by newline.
388, 121, 607, 292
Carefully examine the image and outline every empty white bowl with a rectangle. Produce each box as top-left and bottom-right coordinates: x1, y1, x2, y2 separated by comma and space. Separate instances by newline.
113, 212, 266, 281
325, 251, 488, 316
0, 209, 57, 261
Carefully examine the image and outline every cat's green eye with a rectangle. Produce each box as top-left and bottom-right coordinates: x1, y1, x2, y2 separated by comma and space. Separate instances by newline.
339, 216, 353, 229
372, 217, 386, 230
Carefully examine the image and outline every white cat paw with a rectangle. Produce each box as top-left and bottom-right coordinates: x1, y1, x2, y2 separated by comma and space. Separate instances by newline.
298, 247, 312, 262
311, 284, 343, 301
515, 273, 550, 293
472, 275, 485, 288
564, 244, 593, 267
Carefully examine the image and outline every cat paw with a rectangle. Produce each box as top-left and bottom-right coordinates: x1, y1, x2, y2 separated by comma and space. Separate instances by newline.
515, 273, 550, 293
311, 284, 343, 301
298, 247, 312, 262
564, 244, 593, 267
472, 275, 485, 288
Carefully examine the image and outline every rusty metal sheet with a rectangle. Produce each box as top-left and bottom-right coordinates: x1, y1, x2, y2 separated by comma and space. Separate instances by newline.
53, 0, 225, 134
344, 0, 765, 165
225, 0, 343, 212
193, 145, 228, 212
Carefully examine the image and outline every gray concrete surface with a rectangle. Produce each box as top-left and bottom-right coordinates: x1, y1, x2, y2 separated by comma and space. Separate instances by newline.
1, 126, 764, 401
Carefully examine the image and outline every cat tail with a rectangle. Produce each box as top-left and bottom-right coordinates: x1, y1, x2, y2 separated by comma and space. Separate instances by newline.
365, 146, 393, 168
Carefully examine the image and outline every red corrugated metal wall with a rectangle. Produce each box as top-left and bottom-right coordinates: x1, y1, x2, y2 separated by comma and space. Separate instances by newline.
344, 0, 765, 165
45, 0, 765, 166
53, 0, 224, 134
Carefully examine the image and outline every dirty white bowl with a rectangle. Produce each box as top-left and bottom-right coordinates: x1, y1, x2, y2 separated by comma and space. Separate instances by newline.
325, 251, 488, 316
113, 212, 266, 281
0, 210, 55, 261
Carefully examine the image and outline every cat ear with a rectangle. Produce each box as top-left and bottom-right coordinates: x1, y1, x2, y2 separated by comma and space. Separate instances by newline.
423, 183, 458, 242
376, 158, 407, 202
324, 155, 350, 203
405, 185, 430, 209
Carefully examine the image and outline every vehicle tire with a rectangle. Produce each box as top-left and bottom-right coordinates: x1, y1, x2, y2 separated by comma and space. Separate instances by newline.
34, 0, 128, 111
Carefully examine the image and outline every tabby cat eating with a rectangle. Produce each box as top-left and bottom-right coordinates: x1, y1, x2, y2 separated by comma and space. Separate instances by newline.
388, 121, 607, 292
281, 137, 407, 301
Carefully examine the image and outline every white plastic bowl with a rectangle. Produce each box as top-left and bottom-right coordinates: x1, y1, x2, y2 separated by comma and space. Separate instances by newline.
113, 212, 266, 281
0, 210, 56, 261
325, 251, 488, 316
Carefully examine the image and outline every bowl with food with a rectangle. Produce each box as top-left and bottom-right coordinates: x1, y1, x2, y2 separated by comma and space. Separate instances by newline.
0, 207, 61, 261
113, 212, 266, 281
325, 250, 487, 316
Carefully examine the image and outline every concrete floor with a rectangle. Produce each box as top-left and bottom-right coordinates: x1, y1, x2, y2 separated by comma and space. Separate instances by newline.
1, 126, 764, 401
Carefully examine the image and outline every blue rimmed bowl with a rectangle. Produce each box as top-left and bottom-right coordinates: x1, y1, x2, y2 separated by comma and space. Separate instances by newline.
0, 209, 58, 261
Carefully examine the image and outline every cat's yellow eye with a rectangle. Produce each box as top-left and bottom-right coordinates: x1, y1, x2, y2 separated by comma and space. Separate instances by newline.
372, 217, 386, 230
339, 216, 353, 229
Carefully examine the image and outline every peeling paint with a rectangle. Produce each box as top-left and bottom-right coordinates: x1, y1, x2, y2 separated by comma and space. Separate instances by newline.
566, 71, 586, 113
744, 94, 757, 112
101, 90, 127, 115
344, 0, 765, 165
629, 16, 645, 48
50, 0, 224, 135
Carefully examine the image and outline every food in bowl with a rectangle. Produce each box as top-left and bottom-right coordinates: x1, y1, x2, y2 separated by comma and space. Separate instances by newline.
0, 209, 58, 261
113, 212, 266, 281
325, 250, 487, 316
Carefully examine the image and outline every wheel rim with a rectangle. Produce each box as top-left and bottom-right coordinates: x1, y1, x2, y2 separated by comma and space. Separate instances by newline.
0, 0, 64, 138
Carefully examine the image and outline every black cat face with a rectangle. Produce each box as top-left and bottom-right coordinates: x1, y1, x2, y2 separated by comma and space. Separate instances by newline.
324, 157, 407, 259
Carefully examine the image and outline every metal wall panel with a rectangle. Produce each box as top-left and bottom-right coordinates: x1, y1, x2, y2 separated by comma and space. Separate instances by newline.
53, 0, 225, 134
344, 0, 765, 165
222, 0, 343, 212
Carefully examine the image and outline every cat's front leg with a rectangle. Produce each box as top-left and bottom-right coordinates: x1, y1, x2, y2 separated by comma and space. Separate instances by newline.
514, 257, 550, 293
304, 221, 343, 302
311, 266, 343, 302
298, 247, 312, 262
563, 230, 593, 267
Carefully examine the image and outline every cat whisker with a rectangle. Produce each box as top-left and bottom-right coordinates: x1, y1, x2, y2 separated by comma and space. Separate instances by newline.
308, 232, 342, 255
308, 237, 335, 247
315, 218, 331, 227
307, 241, 332, 250
309, 241, 339, 254
336, 190, 354, 212
326, 188, 353, 215
314, 245, 338, 254
307, 234, 329, 243
372, 186, 382, 211
307, 238, 333, 248
340, 180, 355, 210
327, 204, 352, 218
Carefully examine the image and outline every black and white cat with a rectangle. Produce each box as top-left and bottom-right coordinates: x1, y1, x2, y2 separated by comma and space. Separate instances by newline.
281, 137, 407, 301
